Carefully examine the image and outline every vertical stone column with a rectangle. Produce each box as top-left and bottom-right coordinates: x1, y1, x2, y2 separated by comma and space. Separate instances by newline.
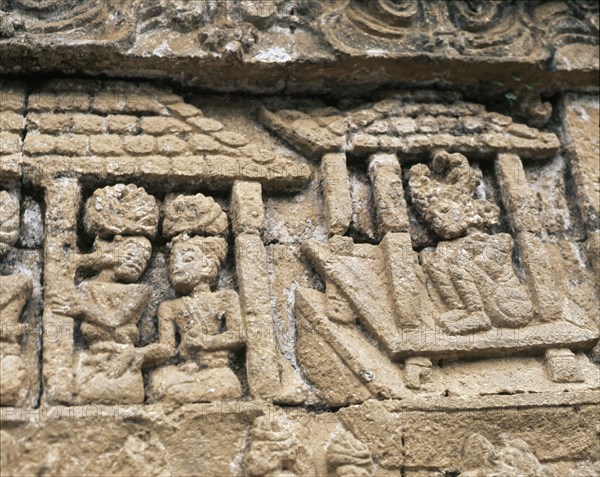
496, 153, 562, 322
368, 153, 409, 239
380, 233, 422, 331
42, 177, 81, 403
561, 94, 600, 283
321, 153, 352, 236
232, 181, 280, 398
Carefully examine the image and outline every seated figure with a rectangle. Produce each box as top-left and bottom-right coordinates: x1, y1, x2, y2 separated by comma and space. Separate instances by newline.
422, 232, 533, 335
148, 235, 244, 403
51, 235, 171, 404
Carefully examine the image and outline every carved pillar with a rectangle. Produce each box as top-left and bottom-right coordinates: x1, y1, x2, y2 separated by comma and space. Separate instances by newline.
232, 180, 280, 398
380, 233, 421, 331
321, 153, 352, 236
42, 177, 81, 403
368, 153, 409, 239
496, 153, 562, 322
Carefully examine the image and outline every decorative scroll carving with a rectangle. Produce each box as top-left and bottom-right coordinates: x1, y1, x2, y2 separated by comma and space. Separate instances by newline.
321, 0, 598, 60
0, 0, 124, 38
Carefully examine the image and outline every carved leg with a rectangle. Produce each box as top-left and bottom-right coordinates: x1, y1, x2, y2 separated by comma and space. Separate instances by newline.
440, 264, 491, 334
423, 254, 463, 309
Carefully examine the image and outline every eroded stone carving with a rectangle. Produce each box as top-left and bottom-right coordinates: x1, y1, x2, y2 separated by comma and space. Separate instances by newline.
162, 193, 228, 238
84, 183, 159, 238
0, 190, 33, 406
408, 150, 500, 240
321, 0, 599, 64
245, 415, 300, 477
326, 431, 373, 477
49, 184, 170, 404
16, 80, 312, 406
460, 433, 548, 477
149, 233, 245, 403
261, 94, 599, 404
260, 92, 560, 161
422, 232, 533, 335
1, 73, 598, 476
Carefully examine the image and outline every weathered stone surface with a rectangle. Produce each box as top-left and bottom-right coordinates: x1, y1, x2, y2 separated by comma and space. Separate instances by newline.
1, 7, 599, 475
0, 2, 598, 96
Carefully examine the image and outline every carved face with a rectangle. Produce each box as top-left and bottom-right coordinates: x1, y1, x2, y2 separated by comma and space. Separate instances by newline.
112, 237, 152, 282
169, 242, 220, 293
429, 200, 466, 238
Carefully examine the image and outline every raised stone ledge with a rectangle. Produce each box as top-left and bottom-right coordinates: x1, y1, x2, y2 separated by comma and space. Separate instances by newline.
1, 1, 598, 94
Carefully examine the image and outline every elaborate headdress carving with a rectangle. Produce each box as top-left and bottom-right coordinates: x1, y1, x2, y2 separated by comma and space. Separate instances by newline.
169, 234, 227, 266
408, 150, 499, 239
162, 193, 228, 238
84, 184, 159, 238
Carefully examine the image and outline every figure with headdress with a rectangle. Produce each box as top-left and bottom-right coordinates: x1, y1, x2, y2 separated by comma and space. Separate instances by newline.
49, 184, 171, 404
148, 193, 244, 402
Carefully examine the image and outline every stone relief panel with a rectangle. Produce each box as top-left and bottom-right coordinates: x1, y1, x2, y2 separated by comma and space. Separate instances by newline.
2, 79, 312, 407
260, 90, 599, 405
0, 77, 598, 475
2, 1, 597, 62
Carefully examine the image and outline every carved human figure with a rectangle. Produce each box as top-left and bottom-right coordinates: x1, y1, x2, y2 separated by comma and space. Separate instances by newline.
461, 433, 549, 477
408, 150, 499, 240
49, 184, 170, 404
245, 415, 299, 477
422, 232, 533, 334
0, 190, 33, 406
326, 431, 373, 477
148, 235, 244, 403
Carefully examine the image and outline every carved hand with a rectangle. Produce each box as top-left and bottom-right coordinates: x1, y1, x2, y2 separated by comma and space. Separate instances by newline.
48, 292, 84, 316
185, 330, 244, 351
106, 347, 143, 379
138, 343, 176, 368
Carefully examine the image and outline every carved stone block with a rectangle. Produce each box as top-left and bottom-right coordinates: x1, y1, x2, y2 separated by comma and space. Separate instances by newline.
0, 18, 599, 473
